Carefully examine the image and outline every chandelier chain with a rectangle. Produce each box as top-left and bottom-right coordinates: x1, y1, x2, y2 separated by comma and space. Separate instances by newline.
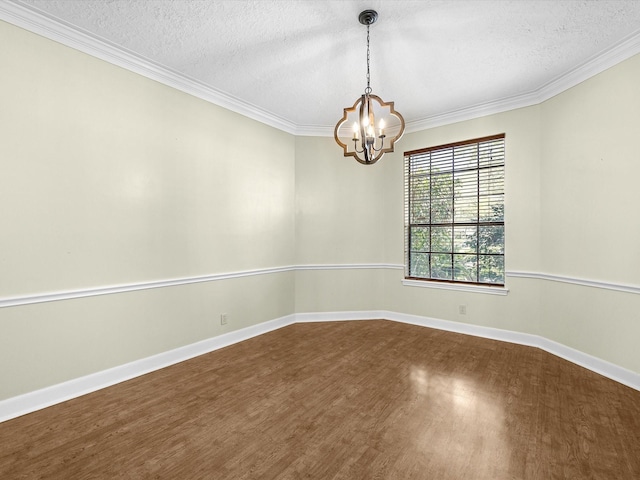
333, 9, 405, 165
365, 24, 371, 94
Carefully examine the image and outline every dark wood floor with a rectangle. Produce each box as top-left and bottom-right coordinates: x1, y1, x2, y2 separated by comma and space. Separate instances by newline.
1, 320, 639, 479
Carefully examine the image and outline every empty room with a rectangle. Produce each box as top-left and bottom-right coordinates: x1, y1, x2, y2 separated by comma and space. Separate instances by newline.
1, 0, 639, 478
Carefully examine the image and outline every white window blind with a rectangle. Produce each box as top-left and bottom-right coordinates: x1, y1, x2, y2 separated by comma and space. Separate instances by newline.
404, 134, 505, 285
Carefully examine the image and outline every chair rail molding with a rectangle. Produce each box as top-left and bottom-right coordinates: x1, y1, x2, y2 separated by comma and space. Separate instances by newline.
0, 264, 402, 308
2, 265, 639, 309
506, 270, 640, 295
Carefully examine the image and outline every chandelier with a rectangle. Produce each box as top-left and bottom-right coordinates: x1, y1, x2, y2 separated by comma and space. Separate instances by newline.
334, 9, 405, 165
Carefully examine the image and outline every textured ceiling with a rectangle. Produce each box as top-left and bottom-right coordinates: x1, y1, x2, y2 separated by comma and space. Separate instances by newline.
9, 0, 640, 133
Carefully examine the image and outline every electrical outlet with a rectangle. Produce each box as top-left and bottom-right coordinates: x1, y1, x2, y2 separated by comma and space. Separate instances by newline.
220, 313, 228, 325
458, 305, 467, 315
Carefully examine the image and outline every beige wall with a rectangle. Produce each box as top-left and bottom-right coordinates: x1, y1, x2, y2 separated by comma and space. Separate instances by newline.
294, 135, 391, 266
381, 106, 544, 337
295, 106, 544, 336
1, 19, 639, 401
537, 54, 640, 371
295, 55, 640, 374
293, 135, 392, 313
0, 273, 294, 397
540, 55, 640, 284
0, 21, 296, 399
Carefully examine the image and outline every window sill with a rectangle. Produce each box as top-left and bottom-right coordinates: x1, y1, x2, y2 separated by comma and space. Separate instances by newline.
402, 279, 509, 295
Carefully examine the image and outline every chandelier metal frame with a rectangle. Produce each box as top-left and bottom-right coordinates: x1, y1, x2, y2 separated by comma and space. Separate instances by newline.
334, 9, 405, 165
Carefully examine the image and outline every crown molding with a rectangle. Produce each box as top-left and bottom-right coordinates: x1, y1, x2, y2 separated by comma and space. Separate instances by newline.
406, 29, 640, 133
2, 0, 640, 137
0, 0, 298, 135
293, 124, 335, 137
405, 90, 542, 133
536, 28, 640, 103
297, 26, 640, 136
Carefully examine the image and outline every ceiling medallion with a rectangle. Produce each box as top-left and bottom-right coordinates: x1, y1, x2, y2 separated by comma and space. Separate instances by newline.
334, 9, 405, 165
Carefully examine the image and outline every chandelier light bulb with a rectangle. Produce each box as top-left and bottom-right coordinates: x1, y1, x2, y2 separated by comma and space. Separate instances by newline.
352, 122, 359, 140
333, 10, 405, 165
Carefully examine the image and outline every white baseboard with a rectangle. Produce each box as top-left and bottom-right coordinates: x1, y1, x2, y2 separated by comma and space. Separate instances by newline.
0, 314, 296, 424
296, 310, 640, 391
294, 310, 385, 322
381, 311, 640, 390
1, 311, 638, 424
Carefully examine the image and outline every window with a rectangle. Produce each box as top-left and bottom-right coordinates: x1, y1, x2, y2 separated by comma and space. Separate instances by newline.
404, 134, 505, 286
